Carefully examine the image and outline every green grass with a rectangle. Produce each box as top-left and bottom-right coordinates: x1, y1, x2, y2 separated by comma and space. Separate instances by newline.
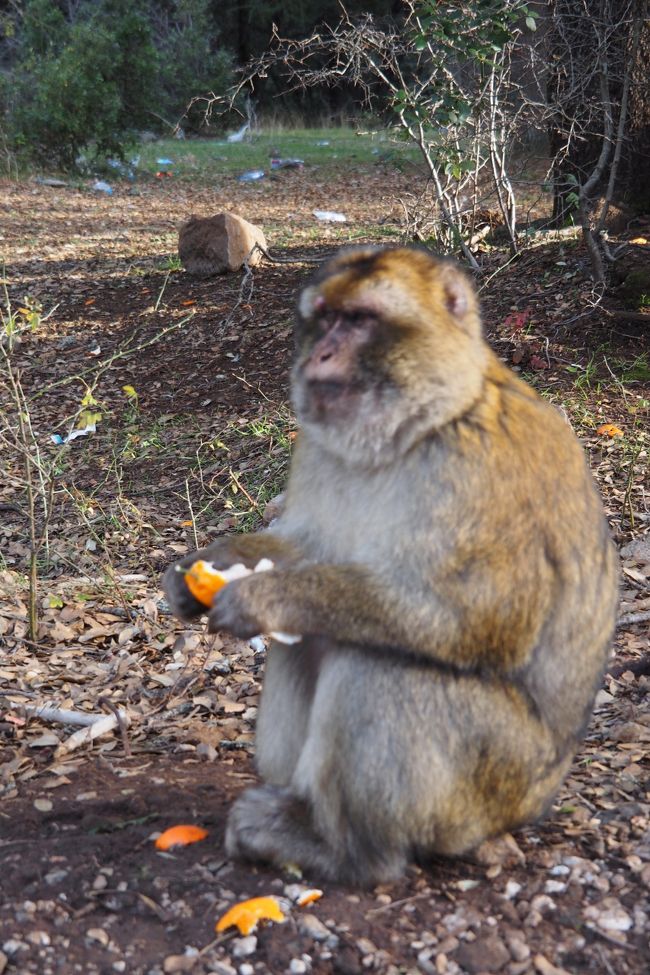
136, 126, 419, 184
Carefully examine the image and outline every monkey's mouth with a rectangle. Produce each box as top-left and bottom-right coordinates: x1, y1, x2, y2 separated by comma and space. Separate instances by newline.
301, 378, 363, 420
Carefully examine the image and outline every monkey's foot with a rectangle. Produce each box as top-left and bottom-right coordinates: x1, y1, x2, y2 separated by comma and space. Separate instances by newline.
225, 785, 329, 874
471, 833, 526, 869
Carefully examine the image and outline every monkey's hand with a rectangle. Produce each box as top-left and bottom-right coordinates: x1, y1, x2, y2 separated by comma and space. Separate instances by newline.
206, 564, 406, 647
162, 534, 302, 622
207, 573, 277, 638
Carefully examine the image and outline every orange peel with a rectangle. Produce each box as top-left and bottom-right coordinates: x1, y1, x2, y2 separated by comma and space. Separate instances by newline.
216, 896, 286, 935
154, 824, 208, 851
596, 423, 624, 438
185, 560, 230, 606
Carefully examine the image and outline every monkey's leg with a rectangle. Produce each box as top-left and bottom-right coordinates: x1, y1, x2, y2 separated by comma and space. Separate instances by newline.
253, 638, 324, 786
227, 649, 413, 886
227, 650, 568, 886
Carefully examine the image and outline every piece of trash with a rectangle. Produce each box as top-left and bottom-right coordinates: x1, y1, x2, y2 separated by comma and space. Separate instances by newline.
34, 177, 68, 187
227, 122, 250, 143
51, 421, 97, 445
107, 158, 138, 181
270, 158, 304, 170
313, 210, 347, 223
315, 140, 330, 147
156, 158, 174, 166
238, 170, 265, 182
92, 181, 113, 195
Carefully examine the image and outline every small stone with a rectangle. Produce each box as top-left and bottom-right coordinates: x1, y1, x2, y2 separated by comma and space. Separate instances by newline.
289, 960, 308, 974
26, 930, 50, 947
435, 953, 448, 974
231, 936, 257, 958
0, 952, 7, 975
375, 893, 392, 905
533, 954, 572, 975
163, 955, 197, 973
86, 928, 110, 947
209, 963, 236, 975
113, 964, 126, 973
504, 880, 522, 900
530, 895, 556, 915
196, 742, 218, 762
544, 880, 566, 895
239, 965, 254, 975
2, 941, 25, 957
33, 798, 53, 812
505, 934, 530, 962
44, 869, 68, 886
93, 874, 108, 891
455, 934, 510, 973
297, 914, 331, 942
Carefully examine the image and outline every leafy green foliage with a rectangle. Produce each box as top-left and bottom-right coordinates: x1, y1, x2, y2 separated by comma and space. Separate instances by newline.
4, 0, 233, 169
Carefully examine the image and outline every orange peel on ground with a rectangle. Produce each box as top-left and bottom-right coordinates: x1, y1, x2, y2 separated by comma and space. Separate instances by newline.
296, 888, 323, 907
216, 896, 286, 935
596, 423, 624, 438
154, 824, 208, 851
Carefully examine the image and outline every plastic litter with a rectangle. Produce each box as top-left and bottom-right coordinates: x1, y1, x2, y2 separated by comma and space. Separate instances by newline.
92, 181, 113, 195
313, 209, 347, 223
51, 421, 97, 445
315, 140, 331, 147
270, 157, 304, 170
156, 157, 174, 166
227, 122, 250, 143
238, 170, 265, 182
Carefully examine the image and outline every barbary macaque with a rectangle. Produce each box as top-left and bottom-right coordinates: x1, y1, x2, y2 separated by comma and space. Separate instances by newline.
163, 246, 618, 887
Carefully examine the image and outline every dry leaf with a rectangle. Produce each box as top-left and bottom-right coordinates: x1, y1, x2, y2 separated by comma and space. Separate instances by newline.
215, 896, 286, 935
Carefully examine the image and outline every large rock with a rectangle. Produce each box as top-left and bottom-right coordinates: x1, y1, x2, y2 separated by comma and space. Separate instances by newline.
178, 213, 266, 276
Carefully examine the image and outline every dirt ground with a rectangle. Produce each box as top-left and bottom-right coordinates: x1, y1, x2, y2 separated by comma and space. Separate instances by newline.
1, 153, 649, 975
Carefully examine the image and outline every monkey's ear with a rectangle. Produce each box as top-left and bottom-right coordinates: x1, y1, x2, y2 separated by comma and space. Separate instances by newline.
438, 264, 473, 321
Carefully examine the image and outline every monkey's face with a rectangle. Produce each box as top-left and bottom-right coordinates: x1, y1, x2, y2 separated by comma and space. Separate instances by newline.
291, 246, 487, 466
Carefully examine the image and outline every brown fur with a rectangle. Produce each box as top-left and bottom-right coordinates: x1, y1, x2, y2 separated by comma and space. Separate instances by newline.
163, 245, 618, 887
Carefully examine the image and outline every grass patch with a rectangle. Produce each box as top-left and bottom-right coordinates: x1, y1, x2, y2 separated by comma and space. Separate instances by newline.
137, 127, 420, 184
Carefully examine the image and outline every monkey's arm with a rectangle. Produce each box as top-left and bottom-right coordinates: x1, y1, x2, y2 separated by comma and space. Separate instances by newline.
162, 533, 304, 621
207, 562, 547, 671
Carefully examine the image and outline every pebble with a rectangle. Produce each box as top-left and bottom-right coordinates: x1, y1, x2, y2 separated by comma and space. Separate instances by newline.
239, 965, 254, 975
505, 934, 530, 962
504, 880, 522, 900
163, 955, 197, 973
26, 930, 50, 947
289, 959, 308, 974
584, 900, 633, 933
86, 927, 110, 947
44, 869, 69, 886
297, 914, 332, 943
231, 937, 257, 958
455, 934, 510, 973
2, 941, 25, 957
530, 894, 556, 915
0, 951, 7, 975
209, 963, 236, 975
93, 874, 108, 891
544, 880, 566, 895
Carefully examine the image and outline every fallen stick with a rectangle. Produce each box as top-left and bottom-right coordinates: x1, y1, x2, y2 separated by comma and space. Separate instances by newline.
55, 711, 130, 757
23, 704, 100, 726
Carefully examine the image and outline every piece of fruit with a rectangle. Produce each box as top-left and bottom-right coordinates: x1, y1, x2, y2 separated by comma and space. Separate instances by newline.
154, 824, 208, 850
216, 896, 286, 935
185, 561, 231, 606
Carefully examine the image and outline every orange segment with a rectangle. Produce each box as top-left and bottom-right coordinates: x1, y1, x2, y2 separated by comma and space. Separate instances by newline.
216, 896, 286, 935
154, 824, 208, 850
185, 560, 229, 606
